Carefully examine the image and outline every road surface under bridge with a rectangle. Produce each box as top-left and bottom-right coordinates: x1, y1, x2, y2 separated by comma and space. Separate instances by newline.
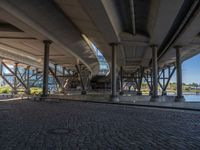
0, 100, 200, 149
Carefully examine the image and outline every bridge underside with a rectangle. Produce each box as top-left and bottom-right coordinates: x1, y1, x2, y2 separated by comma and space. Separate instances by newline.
0, 1, 200, 149
0, 0, 199, 102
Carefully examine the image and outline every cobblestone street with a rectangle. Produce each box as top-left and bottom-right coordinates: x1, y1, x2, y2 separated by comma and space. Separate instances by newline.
0, 100, 200, 150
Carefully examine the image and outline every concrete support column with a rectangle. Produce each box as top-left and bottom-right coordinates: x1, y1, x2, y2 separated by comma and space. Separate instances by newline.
26, 66, 30, 95
137, 66, 143, 95
110, 43, 119, 102
13, 63, 18, 95
62, 67, 66, 94
175, 46, 185, 101
150, 45, 158, 101
136, 70, 141, 95
54, 64, 58, 91
42, 40, 52, 97
119, 66, 124, 95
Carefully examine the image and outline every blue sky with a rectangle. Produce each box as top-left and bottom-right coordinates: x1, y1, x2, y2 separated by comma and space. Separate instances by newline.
171, 53, 200, 84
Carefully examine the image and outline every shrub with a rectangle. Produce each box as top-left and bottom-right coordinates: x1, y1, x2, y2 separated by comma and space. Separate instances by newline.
30, 87, 42, 95
0, 86, 11, 94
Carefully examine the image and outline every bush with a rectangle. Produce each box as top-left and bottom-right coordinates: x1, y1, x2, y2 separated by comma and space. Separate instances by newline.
0, 86, 43, 95
30, 87, 42, 95
0, 86, 11, 94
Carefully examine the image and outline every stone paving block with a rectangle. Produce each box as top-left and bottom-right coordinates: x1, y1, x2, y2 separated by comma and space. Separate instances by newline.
0, 100, 200, 149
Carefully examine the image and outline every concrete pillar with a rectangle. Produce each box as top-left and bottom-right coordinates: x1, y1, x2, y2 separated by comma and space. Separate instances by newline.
62, 67, 66, 94
13, 63, 18, 95
26, 66, 30, 95
175, 46, 185, 101
137, 66, 143, 95
150, 45, 158, 101
42, 40, 52, 97
119, 66, 124, 95
54, 64, 58, 91
110, 43, 119, 102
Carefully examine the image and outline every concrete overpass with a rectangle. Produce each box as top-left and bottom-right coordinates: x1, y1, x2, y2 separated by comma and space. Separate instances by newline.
0, 0, 199, 101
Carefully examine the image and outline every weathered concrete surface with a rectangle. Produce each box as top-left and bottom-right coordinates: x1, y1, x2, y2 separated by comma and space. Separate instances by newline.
43, 94, 200, 110
48, 93, 151, 102
0, 100, 199, 150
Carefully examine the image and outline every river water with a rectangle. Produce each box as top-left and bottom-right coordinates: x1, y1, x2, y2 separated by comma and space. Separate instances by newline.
184, 94, 200, 102
163, 92, 200, 102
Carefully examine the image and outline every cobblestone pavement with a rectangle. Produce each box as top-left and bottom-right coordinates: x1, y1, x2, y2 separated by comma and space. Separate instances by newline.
0, 100, 200, 150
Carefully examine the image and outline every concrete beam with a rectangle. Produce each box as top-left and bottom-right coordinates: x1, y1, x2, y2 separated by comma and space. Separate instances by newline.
0, 0, 99, 75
